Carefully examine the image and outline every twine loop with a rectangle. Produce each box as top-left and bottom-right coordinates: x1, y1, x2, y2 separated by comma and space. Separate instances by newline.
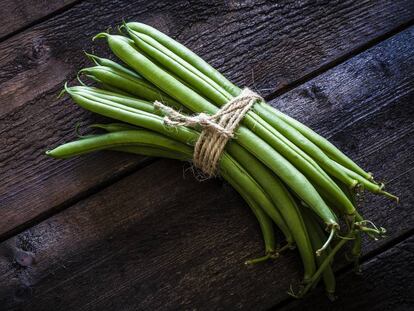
154, 88, 262, 177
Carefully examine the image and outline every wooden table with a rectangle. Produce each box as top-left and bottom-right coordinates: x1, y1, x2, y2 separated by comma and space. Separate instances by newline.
1, 1, 413, 310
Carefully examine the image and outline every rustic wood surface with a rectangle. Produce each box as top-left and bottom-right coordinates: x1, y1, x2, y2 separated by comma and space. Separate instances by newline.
0, 0, 413, 310
1, 0, 414, 239
0, 0, 79, 39
281, 235, 414, 311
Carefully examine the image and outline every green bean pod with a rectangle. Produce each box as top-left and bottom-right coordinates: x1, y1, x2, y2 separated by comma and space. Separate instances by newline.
126, 22, 372, 182
63, 88, 295, 244
261, 105, 373, 181
302, 209, 336, 298
224, 176, 278, 261
76, 87, 338, 234
119, 29, 355, 217
253, 103, 359, 189
47, 130, 279, 260
127, 22, 240, 96
72, 89, 319, 277
227, 143, 316, 282
84, 52, 142, 79
77, 90, 319, 266
79, 66, 161, 100
46, 129, 193, 159
93, 34, 339, 229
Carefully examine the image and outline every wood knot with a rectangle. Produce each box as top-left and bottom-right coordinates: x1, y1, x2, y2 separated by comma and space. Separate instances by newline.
28, 38, 50, 64
15, 249, 36, 267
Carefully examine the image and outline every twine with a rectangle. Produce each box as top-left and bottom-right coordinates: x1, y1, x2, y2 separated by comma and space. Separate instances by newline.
154, 88, 263, 177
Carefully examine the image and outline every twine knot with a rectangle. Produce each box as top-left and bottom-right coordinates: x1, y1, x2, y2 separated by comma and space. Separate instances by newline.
154, 88, 262, 177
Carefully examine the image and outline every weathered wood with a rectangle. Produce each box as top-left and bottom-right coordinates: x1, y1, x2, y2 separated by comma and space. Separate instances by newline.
0, 26, 413, 311
0, 0, 78, 39
279, 235, 414, 311
0, 0, 228, 239
1, 0, 413, 239
271, 26, 414, 237
0, 159, 303, 310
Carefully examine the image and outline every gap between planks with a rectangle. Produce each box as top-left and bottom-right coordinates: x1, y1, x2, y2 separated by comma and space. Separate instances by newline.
0, 0, 85, 43
265, 18, 414, 101
0, 157, 157, 243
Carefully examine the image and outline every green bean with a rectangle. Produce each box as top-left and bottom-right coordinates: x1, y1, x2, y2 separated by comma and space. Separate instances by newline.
302, 209, 336, 298
78, 66, 162, 99
46, 129, 193, 159
70, 86, 157, 113
262, 105, 373, 180
219, 154, 294, 245
226, 177, 278, 263
127, 22, 239, 96
78, 91, 305, 252
84, 52, 142, 79
298, 233, 352, 297
113, 145, 190, 160
126, 22, 372, 182
227, 143, 316, 282
349, 232, 362, 273
47, 123, 288, 253
335, 162, 398, 201
78, 67, 186, 112
64, 87, 295, 243
90, 122, 141, 132
253, 102, 358, 188
45, 22, 395, 299
72, 88, 318, 270
94, 33, 339, 230
122, 28, 354, 217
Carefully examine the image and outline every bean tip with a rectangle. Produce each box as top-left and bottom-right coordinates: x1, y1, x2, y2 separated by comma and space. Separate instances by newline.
57, 88, 66, 99
381, 190, 399, 203
92, 32, 110, 42
84, 51, 101, 66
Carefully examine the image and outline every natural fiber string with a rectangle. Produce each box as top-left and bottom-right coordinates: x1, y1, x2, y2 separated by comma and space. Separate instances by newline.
154, 88, 263, 177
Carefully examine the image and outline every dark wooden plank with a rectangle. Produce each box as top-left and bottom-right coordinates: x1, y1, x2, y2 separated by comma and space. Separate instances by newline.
1, 0, 413, 239
0, 0, 230, 239
0, 0, 78, 39
271, 26, 414, 238
0, 26, 413, 311
279, 235, 414, 311
0, 160, 303, 310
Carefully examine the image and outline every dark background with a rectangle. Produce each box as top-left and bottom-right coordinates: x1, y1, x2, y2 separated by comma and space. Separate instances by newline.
0, 0, 413, 310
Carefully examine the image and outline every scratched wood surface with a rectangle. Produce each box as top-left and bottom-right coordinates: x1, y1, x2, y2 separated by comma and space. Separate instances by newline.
1, 0, 413, 239
0, 0, 413, 310
0, 0, 79, 39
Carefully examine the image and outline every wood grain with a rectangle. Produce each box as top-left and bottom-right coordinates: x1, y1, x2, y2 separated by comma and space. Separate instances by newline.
0, 0, 78, 39
0, 25, 413, 311
0, 160, 302, 310
1, 0, 413, 239
280, 235, 414, 311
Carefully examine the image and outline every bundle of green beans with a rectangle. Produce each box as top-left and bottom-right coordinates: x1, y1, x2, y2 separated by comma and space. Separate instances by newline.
47, 22, 397, 299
